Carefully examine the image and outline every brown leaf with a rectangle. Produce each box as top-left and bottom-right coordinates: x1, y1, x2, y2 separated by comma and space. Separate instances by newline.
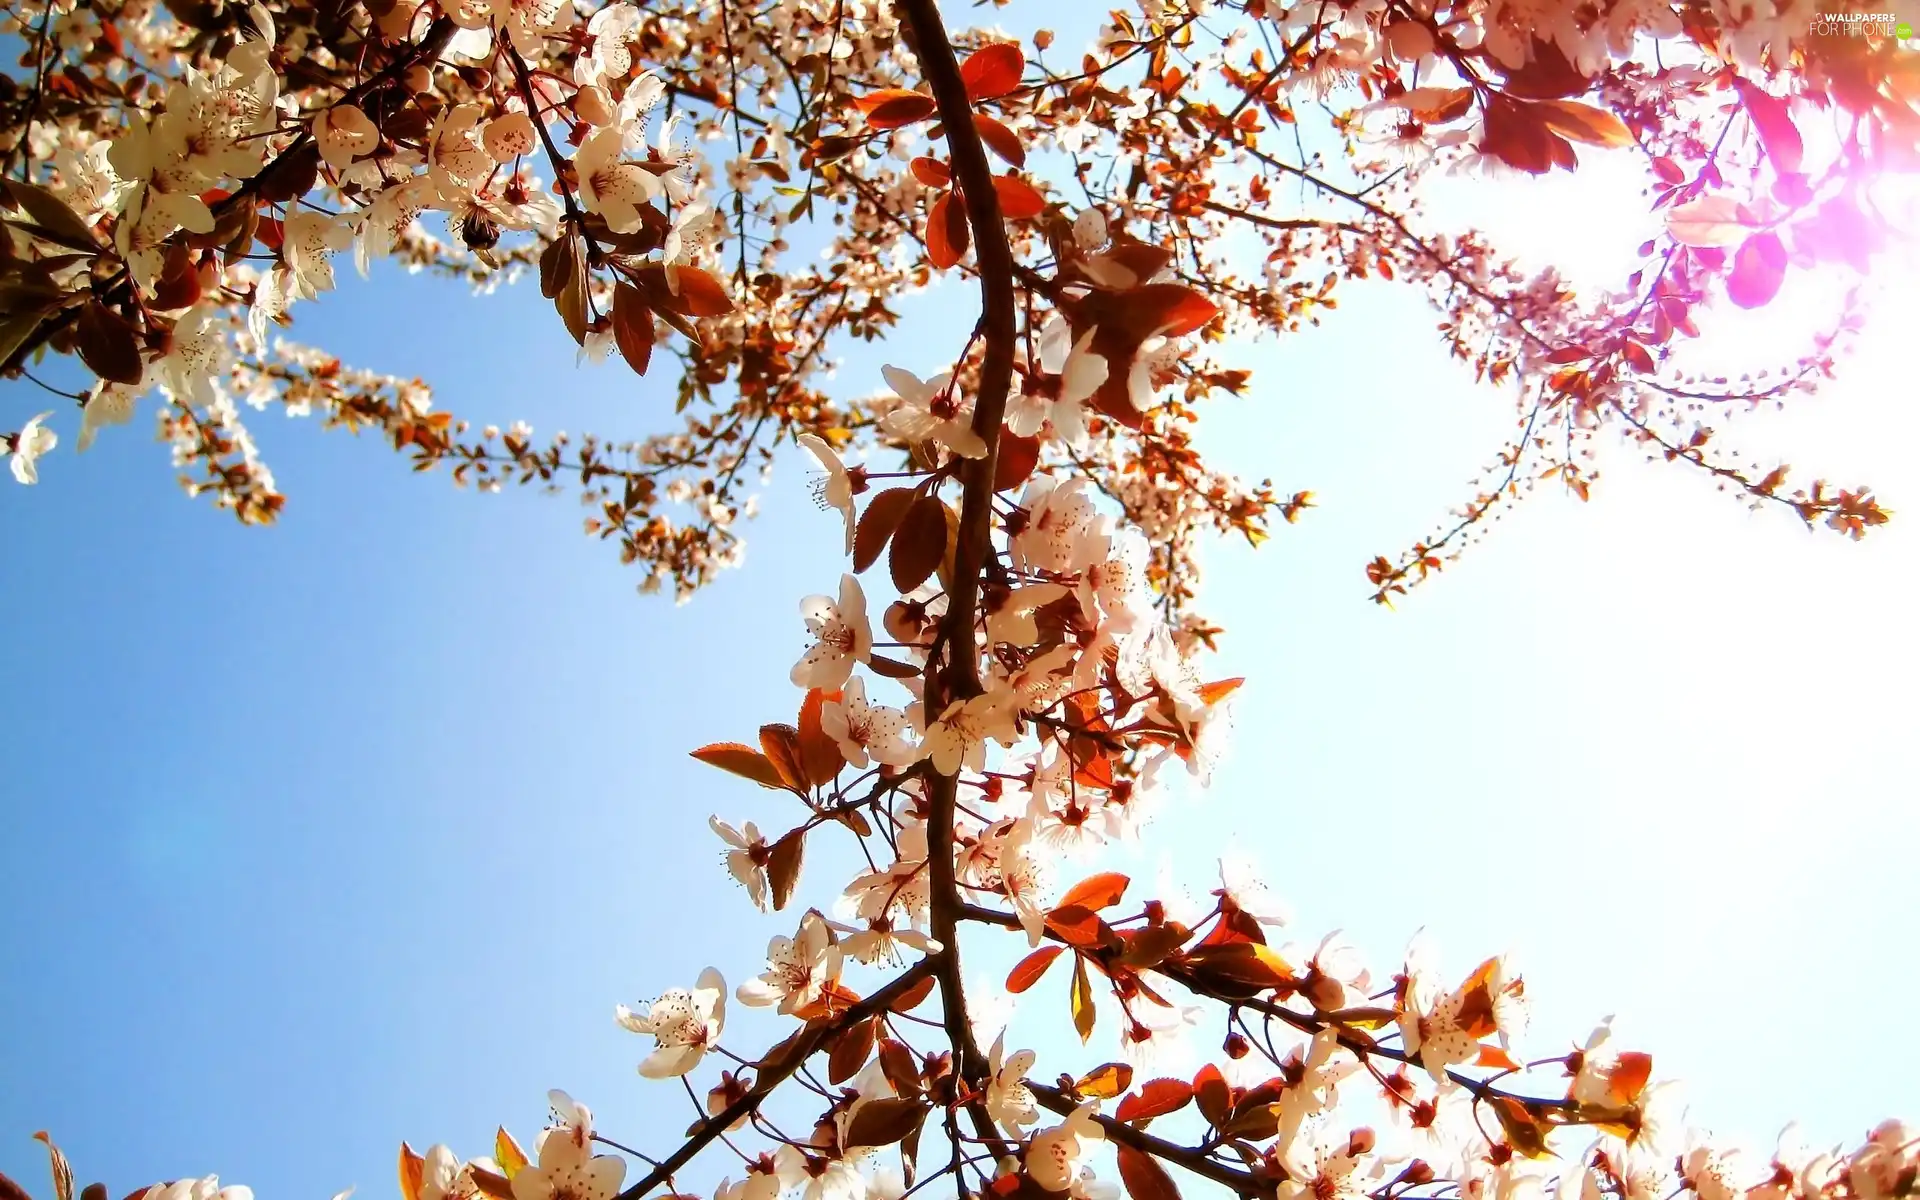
993, 174, 1046, 221
796, 689, 844, 786
854, 89, 938, 129
759, 723, 808, 791
555, 251, 588, 344
877, 1038, 925, 1097
538, 234, 575, 299
612, 283, 655, 376
1115, 1143, 1181, 1200
768, 828, 805, 910
1115, 1078, 1193, 1124
1075, 1063, 1134, 1099
973, 113, 1025, 168
2, 179, 100, 251
662, 266, 734, 316
890, 974, 936, 1012
890, 494, 948, 593
74, 302, 142, 385
1006, 945, 1064, 993
690, 742, 786, 789
866, 654, 921, 680
845, 1098, 930, 1150
33, 1133, 71, 1200
961, 42, 1025, 102
854, 487, 917, 573
829, 1016, 879, 1084
927, 190, 969, 270
1057, 871, 1129, 911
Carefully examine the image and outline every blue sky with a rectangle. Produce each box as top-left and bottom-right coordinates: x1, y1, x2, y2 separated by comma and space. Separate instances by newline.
3, 159, 1917, 1200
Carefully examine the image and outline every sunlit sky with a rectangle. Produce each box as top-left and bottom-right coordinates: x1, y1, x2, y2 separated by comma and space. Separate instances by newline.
2, 40, 1917, 1200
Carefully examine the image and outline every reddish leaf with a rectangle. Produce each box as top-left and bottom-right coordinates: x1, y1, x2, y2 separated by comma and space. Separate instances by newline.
829, 1016, 879, 1084
1477, 1045, 1521, 1070
910, 156, 953, 187
1045, 905, 1115, 950
1006, 945, 1065, 993
1115, 1078, 1193, 1124
612, 282, 655, 376
690, 742, 785, 789
994, 429, 1039, 491
759, 723, 808, 791
927, 190, 970, 270
960, 42, 1025, 102
74, 302, 142, 385
797, 688, 845, 786
768, 828, 805, 910
993, 174, 1046, 220
1128, 284, 1219, 338
973, 113, 1025, 168
890, 494, 948, 593
399, 1144, 426, 1200
1196, 678, 1242, 706
1057, 871, 1130, 911
1727, 231, 1786, 309
854, 487, 916, 574
877, 1038, 924, 1096
1116, 1143, 1182, 1200
1734, 78, 1803, 175
1192, 1064, 1231, 1128
1482, 95, 1574, 175
867, 654, 921, 679
1075, 1063, 1134, 1099
1495, 38, 1592, 100
854, 89, 937, 129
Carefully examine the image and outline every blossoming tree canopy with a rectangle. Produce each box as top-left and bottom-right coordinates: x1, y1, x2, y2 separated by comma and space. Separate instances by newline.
1, 0, 1914, 1199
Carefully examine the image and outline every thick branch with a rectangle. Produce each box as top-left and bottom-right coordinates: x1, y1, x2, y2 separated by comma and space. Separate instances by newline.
895, 0, 1020, 1153
613, 957, 937, 1200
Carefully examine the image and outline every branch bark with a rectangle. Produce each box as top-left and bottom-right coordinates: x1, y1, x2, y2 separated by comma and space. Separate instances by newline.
614, 957, 938, 1200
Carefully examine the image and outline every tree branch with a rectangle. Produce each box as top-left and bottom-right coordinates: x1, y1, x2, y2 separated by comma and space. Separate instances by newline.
614, 956, 938, 1200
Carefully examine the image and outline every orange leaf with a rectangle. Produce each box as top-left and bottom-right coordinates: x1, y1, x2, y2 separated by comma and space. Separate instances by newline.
768, 827, 805, 910
1128, 283, 1219, 338
690, 742, 786, 789
854, 487, 917, 574
972, 113, 1025, 168
759, 723, 808, 791
1045, 904, 1115, 950
1477, 1045, 1521, 1071
1075, 1062, 1134, 1099
797, 689, 845, 787
1605, 1052, 1653, 1105
1191, 1064, 1230, 1128
1536, 99, 1634, 148
1115, 1078, 1193, 1124
854, 89, 938, 129
399, 1145, 426, 1200
993, 173, 1046, 220
1070, 954, 1096, 1042
910, 156, 952, 187
1196, 677, 1242, 705
927, 190, 970, 269
1057, 871, 1130, 911
1007, 945, 1065, 993
961, 42, 1025, 102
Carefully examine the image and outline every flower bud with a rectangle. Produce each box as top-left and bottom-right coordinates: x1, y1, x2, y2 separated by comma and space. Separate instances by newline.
575, 84, 615, 126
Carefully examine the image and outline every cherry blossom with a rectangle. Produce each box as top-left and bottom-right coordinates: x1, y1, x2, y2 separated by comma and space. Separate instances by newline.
879, 366, 987, 460
8, 412, 58, 485
1026, 1102, 1104, 1192
798, 434, 857, 556
736, 911, 843, 1015
791, 575, 872, 689
616, 967, 725, 1078
710, 817, 772, 910
819, 678, 916, 769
